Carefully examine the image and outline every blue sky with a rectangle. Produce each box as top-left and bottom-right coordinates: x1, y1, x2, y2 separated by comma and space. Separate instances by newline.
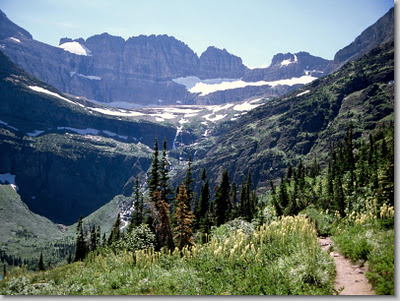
0, 0, 394, 68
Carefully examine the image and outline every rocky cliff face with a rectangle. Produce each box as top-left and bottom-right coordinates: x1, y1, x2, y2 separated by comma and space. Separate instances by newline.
0, 51, 185, 224
0, 7, 394, 107
333, 7, 394, 67
244, 52, 331, 82
198, 46, 246, 79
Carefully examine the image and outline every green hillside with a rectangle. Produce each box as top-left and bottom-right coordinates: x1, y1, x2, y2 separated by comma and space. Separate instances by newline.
193, 41, 394, 193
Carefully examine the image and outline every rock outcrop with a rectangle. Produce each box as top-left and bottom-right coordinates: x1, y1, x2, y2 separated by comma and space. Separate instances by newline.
198, 46, 246, 79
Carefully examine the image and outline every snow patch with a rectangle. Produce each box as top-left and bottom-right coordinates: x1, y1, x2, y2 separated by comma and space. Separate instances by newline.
28, 85, 84, 107
57, 127, 99, 135
304, 70, 324, 76
90, 107, 145, 117
280, 54, 298, 67
189, 75, 316, 96
179, 119, 189, 125
296, 90, 310, 97
202, 114, 227, 122
70, 72, 101, 80
0, 120, 18, 131
9, 37, 21, 43
173, 76, 240, 90
243, 63, 269, 69
58, 41, 92, 56
26, 130, 44, 137
0, 173, 18, 191
233, 101, 263, 112
249, 98, 262, 104
102, 130, 128, 140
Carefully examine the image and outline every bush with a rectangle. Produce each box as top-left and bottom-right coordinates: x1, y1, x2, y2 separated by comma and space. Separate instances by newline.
333, 224, 372, 261
366, 231, 394, 295
111, 224, 155, 252
301, 207, 335, 236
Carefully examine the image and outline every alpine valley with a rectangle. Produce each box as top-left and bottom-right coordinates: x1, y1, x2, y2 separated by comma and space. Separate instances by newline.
0, 6, 395, 296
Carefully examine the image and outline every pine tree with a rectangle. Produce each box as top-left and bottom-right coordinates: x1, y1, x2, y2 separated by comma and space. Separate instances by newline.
160, 139, 173, 204
174, 183, 195, 250
67, 253, 72, 264
108, 213, 121, 245
149, 138, 160, 205
129, 175, 143, 229
215, 169, 231, 226
96, 226, 101, 248
3, 265, 6, 278
38, 252, 45, 271
74, 215, 87, 262
230, 181, 238, 219
194, 168, 210, 230
154, 190, 175, 251
89, 225, 97, 252
184, 154, 195, 210
277, 177, 289, 214
334, 175, 346, 217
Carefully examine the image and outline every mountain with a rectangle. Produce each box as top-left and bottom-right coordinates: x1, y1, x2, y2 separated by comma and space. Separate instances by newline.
332, 7, 394, 68
190, 40, 394, 194
0, 10, 331, 107
0, 50, 190, 224
244, 51, 331, 82
198, 46, 246, 78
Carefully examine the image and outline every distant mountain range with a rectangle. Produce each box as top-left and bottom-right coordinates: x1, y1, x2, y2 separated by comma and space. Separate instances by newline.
0, 7, 393, 106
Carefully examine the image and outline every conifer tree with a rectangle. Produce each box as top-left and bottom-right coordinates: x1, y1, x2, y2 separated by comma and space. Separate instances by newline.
334, 176, 346, 217
230, 181, 238, 219
74, 215, 87, 261
215, 169, 231, 226
67, 253, 72, 264
278, 177, 289, 214
174, 183, 195, 250
3, 265, 6, 278
38, 252, 45, 271
96, 225, 101, 248
184, 154, 195, 210
149, 138, 160, 205
154, 190, 175, 251
108, 213, 121, 245
195, 168, 211, 231
160, 139, 173, 204
129, 175, 144, 229
89, 225, 97, 252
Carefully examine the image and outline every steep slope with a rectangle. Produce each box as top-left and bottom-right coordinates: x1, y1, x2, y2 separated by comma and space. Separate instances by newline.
332, 7, 394, 68
0, 51, 183, 224
0, 8, 393, 107
244, 52, 330, 82
194, 41, 394, 193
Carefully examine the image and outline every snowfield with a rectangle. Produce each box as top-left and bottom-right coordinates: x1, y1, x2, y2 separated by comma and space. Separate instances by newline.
28, 86, 84, 107
186, 75, 317, 96
9, 37, 21, 43
70, 72, 101, 80
296, 90, 310, 97
58, 41, 92, 56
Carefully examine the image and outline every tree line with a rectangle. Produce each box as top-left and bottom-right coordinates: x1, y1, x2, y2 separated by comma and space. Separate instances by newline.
73, 137, 260, 261
270, 122, 394, 218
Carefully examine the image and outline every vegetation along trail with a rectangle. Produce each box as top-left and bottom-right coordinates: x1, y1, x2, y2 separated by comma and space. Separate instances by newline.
319, 237, 375, 295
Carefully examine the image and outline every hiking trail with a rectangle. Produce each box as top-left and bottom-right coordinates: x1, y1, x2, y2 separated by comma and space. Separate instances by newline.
319, 237, 375, 295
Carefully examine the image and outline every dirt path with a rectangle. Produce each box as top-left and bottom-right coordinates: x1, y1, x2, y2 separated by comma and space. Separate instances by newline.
319, 237, 375, 295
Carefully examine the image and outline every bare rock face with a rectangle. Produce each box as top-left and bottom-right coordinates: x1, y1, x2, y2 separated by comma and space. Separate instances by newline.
244, 52, 331, 82
0, 7, 394, 106
198, 46, 246, 79
333, 7, 394, 66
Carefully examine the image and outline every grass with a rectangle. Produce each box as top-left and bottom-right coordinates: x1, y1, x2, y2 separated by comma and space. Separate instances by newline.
0, 215, 336, 295
331, 201, 394, 295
